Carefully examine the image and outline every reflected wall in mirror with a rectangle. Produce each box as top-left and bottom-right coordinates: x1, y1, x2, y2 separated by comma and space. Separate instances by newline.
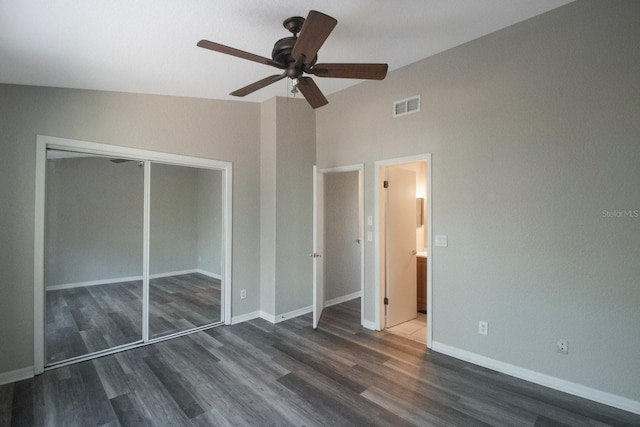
149, 163, 223, 339
45, 151, 144, 364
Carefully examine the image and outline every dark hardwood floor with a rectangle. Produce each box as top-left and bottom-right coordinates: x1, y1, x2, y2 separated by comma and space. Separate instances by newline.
45, 273, 221, 364
5, 298, 639, 426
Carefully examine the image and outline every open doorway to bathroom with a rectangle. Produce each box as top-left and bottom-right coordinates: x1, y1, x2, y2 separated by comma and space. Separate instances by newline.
375, 154, 431, 347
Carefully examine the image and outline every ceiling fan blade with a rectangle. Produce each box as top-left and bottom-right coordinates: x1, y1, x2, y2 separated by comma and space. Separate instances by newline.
311, 63, 388, 80
296, 77, 328, 109
291, 10, 337, 65
230, 73, 287, 97
197, 40, 285, 69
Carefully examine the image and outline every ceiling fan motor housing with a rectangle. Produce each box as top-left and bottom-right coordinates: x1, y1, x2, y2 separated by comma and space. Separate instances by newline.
272, 16, 318, 73
271, 37, 297, 66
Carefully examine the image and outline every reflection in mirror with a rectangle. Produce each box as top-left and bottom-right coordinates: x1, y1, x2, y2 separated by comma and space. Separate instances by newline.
44, 150, 144, 365
149, 163, 223, 339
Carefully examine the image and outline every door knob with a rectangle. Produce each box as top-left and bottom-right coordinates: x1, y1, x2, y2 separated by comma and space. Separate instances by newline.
411, 249, 417, 255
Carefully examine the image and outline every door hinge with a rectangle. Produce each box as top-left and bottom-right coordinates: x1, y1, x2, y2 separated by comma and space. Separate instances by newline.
383, 180, 389, 188
384, 297, 389, 305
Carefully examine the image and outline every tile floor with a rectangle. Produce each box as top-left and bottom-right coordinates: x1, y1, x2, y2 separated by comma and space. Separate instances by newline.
385, 312, 427, 344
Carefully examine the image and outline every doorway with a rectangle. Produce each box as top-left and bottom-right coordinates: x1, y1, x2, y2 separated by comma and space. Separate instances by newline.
34, 135, 232, 373
375, 154, 432, 347
312, 164, 365, 329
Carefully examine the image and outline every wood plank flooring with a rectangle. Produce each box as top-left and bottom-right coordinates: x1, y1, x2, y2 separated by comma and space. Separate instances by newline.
45, 273, 221, 364
5, 298, 639, 426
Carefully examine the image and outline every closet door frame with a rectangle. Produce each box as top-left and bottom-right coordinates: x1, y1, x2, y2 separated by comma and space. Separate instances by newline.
34, 135, 233, 374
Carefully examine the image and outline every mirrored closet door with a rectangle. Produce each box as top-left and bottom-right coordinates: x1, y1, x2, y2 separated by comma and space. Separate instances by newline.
45, 151, 144, 364
42, 144, 227, 369
149, 163, 223, 339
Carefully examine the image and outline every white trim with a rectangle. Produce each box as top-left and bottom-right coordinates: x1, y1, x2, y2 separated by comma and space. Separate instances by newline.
432, 341, 640, 416
374, 153, 432, 348
319, 164, 366, 328
325, 291, 362, 308
0, 366, 34, 386
319, 164, 363, 174
312, 165, 323, 329
425, 157, 433, 348
230, 307, 320, 326
222, 163, 233, 325
142, 160, 151, 343
274, 305, 313, 323
362, 320, 377, 331
33, 139, 47, 375
231, 311, 262, 325
150, 269, 198, 279
196, 269, 223, 280
39, 135, 232, 170
34, 135, 233, 372
45, 269, 223, 292
259, 311, 276, 324
45, 275, 144, 291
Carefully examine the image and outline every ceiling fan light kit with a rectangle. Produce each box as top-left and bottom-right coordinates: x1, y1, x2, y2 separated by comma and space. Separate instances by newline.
197, 10, 388, 109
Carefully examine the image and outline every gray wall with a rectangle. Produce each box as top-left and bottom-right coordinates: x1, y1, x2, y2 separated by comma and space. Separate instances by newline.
0, 85, 260, 375
260, 97, 316, 317
45, 157, 144, 285
259, 98, 277, 316
324, 171, 361, 301
274, 98, 316, 315
316, 0, 640, 402
197, 168, 223, 276
149, 163, 198, 275
44, 158, 223, 286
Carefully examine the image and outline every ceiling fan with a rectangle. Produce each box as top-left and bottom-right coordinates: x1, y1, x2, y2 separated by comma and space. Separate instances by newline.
197, 10, 388, 109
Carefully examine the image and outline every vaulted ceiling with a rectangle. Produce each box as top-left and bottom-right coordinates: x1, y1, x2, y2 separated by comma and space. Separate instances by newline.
0, 0, 573, 103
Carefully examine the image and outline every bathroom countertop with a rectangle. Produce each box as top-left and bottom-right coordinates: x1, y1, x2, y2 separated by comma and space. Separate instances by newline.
417, 251, 427, 258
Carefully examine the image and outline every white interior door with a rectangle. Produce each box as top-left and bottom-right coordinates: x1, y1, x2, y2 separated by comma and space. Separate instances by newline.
386, 167, 417, 327
312, 166, 325, 329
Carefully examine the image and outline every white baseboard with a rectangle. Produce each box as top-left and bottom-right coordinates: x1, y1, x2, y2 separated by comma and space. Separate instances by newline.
325, 291, 361, 308
362, 319, 377, 331
149, 269, 199, 279
259, 311, 276, 324
432, 341, 640, 416
46, 269, 221, 291
46, 275, 143, 291
0, 366, 34, 386
195, 269, 222, 280
273, 305, 313, 323
231, 311, 262, 325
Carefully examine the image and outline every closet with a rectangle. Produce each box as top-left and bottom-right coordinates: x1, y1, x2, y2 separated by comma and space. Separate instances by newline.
34, 136, 232, 371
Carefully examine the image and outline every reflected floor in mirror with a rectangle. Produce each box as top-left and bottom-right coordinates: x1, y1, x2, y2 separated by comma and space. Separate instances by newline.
45, 273, 221, 364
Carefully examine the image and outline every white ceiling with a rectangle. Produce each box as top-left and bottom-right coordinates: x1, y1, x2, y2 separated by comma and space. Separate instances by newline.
0, 0, 574, 104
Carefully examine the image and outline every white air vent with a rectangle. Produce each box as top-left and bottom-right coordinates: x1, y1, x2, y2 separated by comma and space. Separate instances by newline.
393, 95, 421, 118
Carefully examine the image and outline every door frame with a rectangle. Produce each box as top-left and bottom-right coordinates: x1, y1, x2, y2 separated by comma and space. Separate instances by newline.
374, 153, 432, 347
316, 164, 365, 327
33, 135, 233, 373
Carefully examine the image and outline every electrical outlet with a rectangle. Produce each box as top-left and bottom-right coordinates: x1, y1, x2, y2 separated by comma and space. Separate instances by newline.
557, 339, 568, 355
478, 321, 488, 336
240, 289, 247, 300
